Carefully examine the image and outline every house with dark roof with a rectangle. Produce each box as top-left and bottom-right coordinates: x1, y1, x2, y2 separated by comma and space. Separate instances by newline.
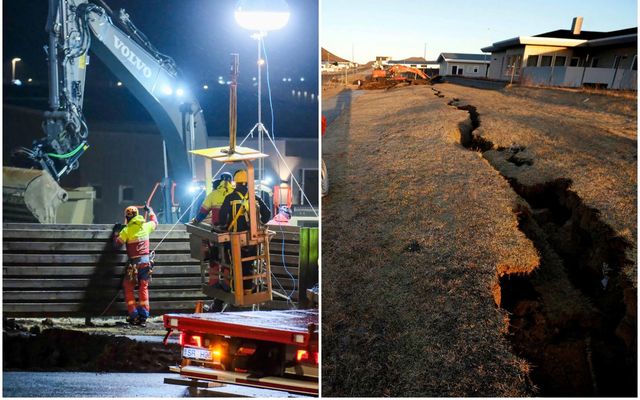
481, 17, 637, 89
436, 53, 491, 77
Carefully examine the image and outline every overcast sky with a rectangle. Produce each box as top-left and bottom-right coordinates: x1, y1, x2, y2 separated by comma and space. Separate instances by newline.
321, 0, 637, 63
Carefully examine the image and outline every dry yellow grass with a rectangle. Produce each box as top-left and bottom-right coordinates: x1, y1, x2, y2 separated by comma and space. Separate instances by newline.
322, 86, 539, 396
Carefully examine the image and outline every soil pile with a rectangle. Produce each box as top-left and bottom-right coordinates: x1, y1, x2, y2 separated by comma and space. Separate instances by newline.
4, 320, 180, 372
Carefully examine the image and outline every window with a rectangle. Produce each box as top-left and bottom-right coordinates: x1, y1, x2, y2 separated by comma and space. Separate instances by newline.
554, 56, 566, 67
473, 66, 479, 73
119, 185, 134, 203
457, 66, 463, 75
451, 65, 458, 75
527, 55, 539, 67
540, 56, 553, 67
569, 57, 580, 67
591, 57, 599, 68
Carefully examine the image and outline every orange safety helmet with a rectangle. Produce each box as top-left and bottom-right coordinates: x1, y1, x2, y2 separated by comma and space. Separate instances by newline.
124, 206, 139, 221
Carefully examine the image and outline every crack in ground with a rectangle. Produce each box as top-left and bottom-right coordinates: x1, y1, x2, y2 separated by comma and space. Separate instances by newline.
440, 93, 637, 396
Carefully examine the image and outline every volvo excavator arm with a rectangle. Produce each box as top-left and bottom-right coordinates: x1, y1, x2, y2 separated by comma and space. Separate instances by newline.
23, 0, 208, 187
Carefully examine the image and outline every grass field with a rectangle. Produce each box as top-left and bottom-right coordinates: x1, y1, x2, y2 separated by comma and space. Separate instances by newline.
321, 82, 636, 396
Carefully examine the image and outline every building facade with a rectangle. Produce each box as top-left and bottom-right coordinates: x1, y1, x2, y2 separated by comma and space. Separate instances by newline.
436, 53, 490, 77
482, 18, 637, 89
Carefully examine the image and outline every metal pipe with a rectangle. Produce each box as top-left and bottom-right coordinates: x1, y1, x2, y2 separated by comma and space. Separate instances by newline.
257, 35, 263, 185
162, 139, 168, 179
229, 53, 239, 154
47, 0, 60, 109
189, 110, 196, 178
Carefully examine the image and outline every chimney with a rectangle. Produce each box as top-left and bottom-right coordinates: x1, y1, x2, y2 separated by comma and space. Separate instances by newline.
571, 17, 583, 35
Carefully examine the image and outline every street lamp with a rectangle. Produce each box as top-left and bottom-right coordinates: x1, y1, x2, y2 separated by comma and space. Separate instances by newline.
11, 58, 22, 83
234, 0, 290, 186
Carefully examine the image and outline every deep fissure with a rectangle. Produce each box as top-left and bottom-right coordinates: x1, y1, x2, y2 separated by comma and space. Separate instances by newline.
445, 97, 636, 396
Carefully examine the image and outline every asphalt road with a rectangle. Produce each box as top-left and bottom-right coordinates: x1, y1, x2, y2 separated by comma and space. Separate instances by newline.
3, 372, 300, 398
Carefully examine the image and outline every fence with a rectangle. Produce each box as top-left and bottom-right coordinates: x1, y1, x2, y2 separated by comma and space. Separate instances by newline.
2, 223, 304, 318
521, 66, 637, 90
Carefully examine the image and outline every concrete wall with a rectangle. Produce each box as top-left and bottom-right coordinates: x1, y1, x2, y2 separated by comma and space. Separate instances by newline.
487, 51, 507, 80
439, 61, 489, 77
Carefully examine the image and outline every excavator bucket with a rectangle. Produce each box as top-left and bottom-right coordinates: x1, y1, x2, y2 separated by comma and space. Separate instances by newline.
3, 167, 68, 223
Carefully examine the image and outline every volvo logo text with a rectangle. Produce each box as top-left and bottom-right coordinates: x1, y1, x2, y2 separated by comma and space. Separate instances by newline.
114, 36, 152, 78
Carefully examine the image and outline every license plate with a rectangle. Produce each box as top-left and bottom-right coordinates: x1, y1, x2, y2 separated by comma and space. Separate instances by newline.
183, 347, 212, 361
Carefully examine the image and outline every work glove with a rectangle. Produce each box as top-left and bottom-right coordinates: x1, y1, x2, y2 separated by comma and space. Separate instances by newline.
143, 205, 151, 213
112, 223, 124, 233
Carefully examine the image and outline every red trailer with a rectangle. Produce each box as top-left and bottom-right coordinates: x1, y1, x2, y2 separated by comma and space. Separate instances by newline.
163, 309, 318, 396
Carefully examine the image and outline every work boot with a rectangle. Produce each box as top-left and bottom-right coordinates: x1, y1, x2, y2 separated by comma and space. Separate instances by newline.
138, 318, 147, 328
126, 315, 140, 325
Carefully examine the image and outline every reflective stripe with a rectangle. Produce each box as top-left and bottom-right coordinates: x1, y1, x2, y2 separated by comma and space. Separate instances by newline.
127, 301, 136, 305
127, 236, 150, 244
139, 301, 149, 306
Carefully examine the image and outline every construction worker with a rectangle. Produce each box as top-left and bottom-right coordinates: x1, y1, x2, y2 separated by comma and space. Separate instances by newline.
191, 172, 234, 225
267, 205, 292, 225
113, 205, 157, 326
219, 169, 271, 292
191, 172, 234, 290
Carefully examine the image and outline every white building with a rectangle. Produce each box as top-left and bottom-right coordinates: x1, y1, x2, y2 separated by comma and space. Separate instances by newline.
436, 53, 490, 77
481, 18, 637, 89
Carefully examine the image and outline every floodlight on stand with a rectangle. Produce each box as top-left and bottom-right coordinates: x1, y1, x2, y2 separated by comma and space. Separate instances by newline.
234, 0, 290, 32
234, 0, 290, 189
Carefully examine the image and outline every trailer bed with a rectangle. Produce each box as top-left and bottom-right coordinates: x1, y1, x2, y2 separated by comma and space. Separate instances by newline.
163, 309, 318, 345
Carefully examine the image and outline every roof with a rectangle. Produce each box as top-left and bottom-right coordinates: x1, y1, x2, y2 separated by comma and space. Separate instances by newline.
321, 48, 350, 63
482, 27, 637, 52
401, 56, 428, 63
437, 53, 491, 63
535, 27, 637, 40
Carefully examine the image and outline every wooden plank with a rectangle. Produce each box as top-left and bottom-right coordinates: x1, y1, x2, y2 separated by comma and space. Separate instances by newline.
266, 254, 300, 265
3, 253, 197, 264
3, 289, 207, 301
3, 277, 202, 288
2, 230, 189, 240
2, 223, 186, 231
271, 234, 300, 243
266, 225, 300, 233
2, 265, 201, 277
3, 241, 190, 252
270, 266, 299, 276
264, 242, 300, 254
2, 300, 209, 313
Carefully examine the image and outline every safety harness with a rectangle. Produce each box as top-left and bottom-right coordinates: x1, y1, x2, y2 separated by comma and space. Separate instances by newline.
126, 253, 154, 283
228, 190, 250, 232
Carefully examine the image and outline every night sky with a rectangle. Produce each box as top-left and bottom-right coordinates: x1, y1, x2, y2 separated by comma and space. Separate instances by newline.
3, 0, 319, 138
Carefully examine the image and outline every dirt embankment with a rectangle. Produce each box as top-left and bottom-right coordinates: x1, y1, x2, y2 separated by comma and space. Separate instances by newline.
322, 85, 538, 397
4, 318, 180, 372
435, 83, 636, 396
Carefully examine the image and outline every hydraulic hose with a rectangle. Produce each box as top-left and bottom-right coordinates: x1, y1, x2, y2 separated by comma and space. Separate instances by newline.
46, 142, 87, 159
